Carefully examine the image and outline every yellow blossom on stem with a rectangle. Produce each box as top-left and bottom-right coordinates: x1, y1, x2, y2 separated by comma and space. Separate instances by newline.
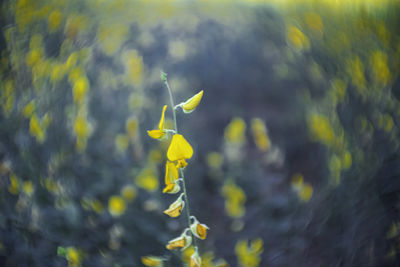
166, 229, 192, 251
178, 90, 204, 113
164, 193, 185, 217
141, 256, 165, 267
148, 105, 167, 139
108, 195, 126, 217
167, 134, 193, 162
190, 216, 209, 240
190, 247, 202, 267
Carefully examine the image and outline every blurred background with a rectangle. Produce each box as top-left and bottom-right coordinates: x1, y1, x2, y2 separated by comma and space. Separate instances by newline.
1, 0, 400, 266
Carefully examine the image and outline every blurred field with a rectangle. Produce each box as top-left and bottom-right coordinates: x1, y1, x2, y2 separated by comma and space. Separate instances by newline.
1, 0, 400, 266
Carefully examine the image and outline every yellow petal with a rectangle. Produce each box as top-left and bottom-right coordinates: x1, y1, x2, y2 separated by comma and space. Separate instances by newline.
197, 224, 209, 239
165, 161, 179, 185
158, 105, 167, 130
147, 105, 167, 139
167, 134, 193, 162
147, 129, 165, 139
162, 183, 180, 194
181, 90, 203, 113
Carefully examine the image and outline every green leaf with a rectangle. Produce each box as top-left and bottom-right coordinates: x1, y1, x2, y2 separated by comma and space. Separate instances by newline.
57, 246, 66, 257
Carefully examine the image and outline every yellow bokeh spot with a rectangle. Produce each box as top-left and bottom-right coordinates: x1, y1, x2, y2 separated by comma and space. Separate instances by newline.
30, 114, 45, 143
235, 239, 263, 267
287, 25, 310, 50
50, 63, 67, 83
298, 184, 313, 202
206, 152, 223, 169
222, 180, 246, 218
23, 181, 34, 196
98, 24, 128, 55
66, 247, 81, 267
73, 76, 89, 104
251, 118, 270, 152
371, 50, 391, 86
224, 117, 246, 144
66, 52, 78, 70
115, 134, 129, 153
48, 10, 62, 32
123, 50, 143, 86
135, 168, 159, 192
291, 173, 304, 191
23, 100, 35, 118
8, 173, 19, 195
121, 185, 136, 202
126, 117, 138, 139
309, 114, 335, 147
108, 195, 126, 217
90, 199, 104, 214
74, 115, 88, 138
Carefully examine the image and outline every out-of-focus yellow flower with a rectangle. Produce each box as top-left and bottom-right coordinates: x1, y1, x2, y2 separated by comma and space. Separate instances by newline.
347, 56, 366, 94
222, 180, 246, 218
26, 49, 43, 67
167, 134, 193, 162
66, 247, 81, 267
190, 216, 209, 240
121, 185, 136, 202
148, 149, 163, 164
251, 118, 270, 152
30, 114, 45, 143
190, 247, 201, 267
126, 116, 138, 139
309, 114, 335, 147
298, 184, 313, 202
90, 199, 104, 214
371, 50, 391, 86
65, 14, 88, 39
69, 66, 84, 83
115, 134, 129, 153
48, 10, 62, 32
135, 168, 159, 192
74, 115, 88, 138
341, 150, 352, 170
287, 25, 310, 51
123, 50, 143, 86
305, 12, 323, 35
235, 238, 263, 267
164, 193, 185, 218
73, 76, 89, 104
224, 117, 246, 144
50, 63, 67, 83
291, 173, 313, 202
177, 90, 204, 113
8, 173, 19, 195
166, 229, 192, 251
148, 105, 168, 139
108, 195, 126, 217
141, 256, 165, 267
97, 24, 128, 55
23, 100, 35, 118
66, 52, 78, 70
206, 152, 223, 169
23, 181, 34, 196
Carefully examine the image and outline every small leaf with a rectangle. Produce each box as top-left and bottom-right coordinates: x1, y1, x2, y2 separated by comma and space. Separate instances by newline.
57, 246, 66, 257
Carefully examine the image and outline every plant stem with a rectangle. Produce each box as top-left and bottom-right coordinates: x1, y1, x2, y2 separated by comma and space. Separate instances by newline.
164, 77, 197, 247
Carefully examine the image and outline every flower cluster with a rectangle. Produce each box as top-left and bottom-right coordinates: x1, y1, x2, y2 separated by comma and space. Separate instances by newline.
144, 72, 208, 266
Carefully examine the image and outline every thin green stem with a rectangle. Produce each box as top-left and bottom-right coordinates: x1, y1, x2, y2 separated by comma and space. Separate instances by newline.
163, 77, 197, 247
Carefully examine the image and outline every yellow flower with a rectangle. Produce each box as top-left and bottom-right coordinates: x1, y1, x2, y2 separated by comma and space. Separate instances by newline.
163, 161, 181, 194
135, 168, 159, 192
190, 247, 201, 267
48, 10, 62, 32
166, 229, 192, 251
251, 118, 270, 152
178, 90, 204, 113
298, 184, 313, 202
73, 76, 89, 104
141, 256, 165, 267
121, 185, 136, 202
190, 216, 209, 240
164, 193, 184, 217
23, 181, 34, 196
108, 195, 126, 217
148, 105, 167, 139
23, 100, 35, 118
167, 134, 193, 162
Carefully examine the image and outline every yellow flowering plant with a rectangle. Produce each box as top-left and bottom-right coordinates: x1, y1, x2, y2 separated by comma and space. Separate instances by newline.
143, 71, 208, 265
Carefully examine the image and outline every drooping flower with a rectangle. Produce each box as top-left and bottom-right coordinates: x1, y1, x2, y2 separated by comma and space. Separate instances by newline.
190, 247, 202, 267
166, 229, 192, 251
190, 216, 209, 240
164, 193, 185, 217
177, 90, 204, 113
167, 134, 193, 164
148, 105, 167, 139
141, 255, 165, 267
